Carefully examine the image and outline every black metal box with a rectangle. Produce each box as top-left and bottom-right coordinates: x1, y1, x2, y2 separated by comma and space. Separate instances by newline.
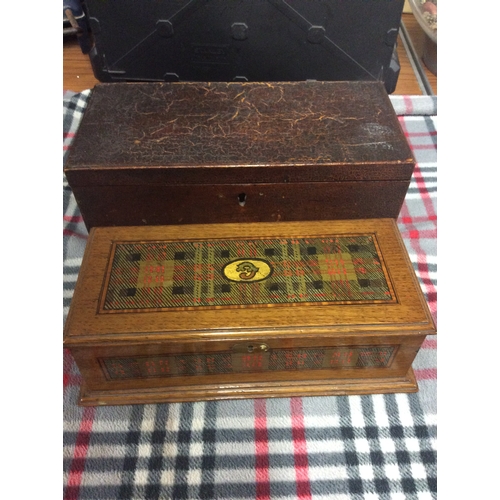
84, 0, 405, 93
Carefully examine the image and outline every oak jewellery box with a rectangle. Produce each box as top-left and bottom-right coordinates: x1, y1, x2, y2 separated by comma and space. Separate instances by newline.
63, 219, 436, 406
64, 81, 415, 230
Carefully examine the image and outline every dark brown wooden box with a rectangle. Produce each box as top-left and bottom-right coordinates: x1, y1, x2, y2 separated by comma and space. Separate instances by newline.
63, 219, 436, 406
64, 81, 415, 230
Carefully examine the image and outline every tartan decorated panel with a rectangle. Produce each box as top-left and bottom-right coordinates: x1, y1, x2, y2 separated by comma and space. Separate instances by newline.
100, 346, 397, 380
102, 235, 394, 311
64, 91, 437, 500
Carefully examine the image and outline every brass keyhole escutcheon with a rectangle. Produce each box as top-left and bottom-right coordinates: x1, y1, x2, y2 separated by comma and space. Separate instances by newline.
247, 343, 269, 353
233, 343, 269, 353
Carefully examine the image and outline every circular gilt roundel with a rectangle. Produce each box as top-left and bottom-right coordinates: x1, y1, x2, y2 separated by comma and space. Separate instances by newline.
222, 258, 273, 283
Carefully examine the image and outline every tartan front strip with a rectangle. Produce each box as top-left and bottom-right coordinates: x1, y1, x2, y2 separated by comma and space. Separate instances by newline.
63, 91, 437, 500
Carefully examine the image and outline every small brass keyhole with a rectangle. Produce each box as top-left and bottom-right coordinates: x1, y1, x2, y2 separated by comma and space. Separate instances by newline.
247, 344, 269, 353
232, 343, 269, 353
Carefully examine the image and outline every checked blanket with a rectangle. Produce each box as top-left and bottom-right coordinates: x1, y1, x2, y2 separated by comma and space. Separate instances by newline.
63, 91, 437, 500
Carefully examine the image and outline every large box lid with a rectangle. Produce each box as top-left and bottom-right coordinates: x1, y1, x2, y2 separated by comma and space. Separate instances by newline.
64, 219, 435, 345
64, 81, 415, 187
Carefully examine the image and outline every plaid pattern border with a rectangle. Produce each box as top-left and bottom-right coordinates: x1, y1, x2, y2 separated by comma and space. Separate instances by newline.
63, 92, 437, 500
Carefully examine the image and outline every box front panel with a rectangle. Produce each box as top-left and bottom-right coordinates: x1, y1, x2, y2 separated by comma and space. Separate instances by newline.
71, 334, 424, 392
73, 181, 409, 229
100, 346, 397, 380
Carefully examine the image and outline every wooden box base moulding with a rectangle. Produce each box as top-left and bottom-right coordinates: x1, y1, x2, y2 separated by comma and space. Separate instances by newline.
63, 219, 436, 406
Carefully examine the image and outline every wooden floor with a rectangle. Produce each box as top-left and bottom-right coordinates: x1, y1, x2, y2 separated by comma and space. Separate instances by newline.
63, 13, 437, 96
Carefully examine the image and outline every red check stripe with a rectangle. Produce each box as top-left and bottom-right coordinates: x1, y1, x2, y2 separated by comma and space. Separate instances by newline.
64, 228, 88, 239
63, 348, 83, 391
402, 131, 437, 138
409, 144, 437, 150
398, 210, 437, 321
64, 406, 96, 500
422, 338, 437, 349
64, 133, 76, 152
399, 116, 437, 150
403, 96, 413, 114
400, 215, 437, 224
255, 399, 271, 500
291, 397, 312, 500
414, 368, 437, 381
64, 215, 84, 223
64, 373, 83, 389
408, 162, 437, 221
398, 119, 437, 224
399, 228, 437, 240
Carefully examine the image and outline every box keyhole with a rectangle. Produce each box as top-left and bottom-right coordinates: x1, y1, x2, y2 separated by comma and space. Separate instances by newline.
246, 344, 269, 353
238, 193, 247, 207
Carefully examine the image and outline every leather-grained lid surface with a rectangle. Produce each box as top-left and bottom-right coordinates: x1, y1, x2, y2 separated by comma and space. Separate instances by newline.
64, 81, 415, 184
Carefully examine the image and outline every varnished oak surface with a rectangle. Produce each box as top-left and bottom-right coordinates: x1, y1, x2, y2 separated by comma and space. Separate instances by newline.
63, 14, 437, 96
64, 219, 435, 404
64, 219, 435, 345
78, 367, 419, 405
